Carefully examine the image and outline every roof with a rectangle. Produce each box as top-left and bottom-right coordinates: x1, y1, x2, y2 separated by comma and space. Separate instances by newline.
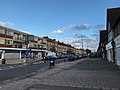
100, 30, 108, 44
111, 15, 120, 29
107, 7, 120, 30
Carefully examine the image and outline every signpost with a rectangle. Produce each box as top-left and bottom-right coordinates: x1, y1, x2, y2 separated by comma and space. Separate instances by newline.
25, 34, 34, 74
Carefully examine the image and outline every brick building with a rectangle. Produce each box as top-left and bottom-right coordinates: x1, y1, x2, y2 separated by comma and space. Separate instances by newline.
0, 26, 82, 60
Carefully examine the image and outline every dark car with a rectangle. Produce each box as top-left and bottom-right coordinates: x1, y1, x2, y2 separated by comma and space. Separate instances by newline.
68, 55, 75, 61
45, 56, 56, 60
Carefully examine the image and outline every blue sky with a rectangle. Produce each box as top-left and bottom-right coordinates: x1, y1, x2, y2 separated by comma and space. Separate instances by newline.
0, 0, 119, 51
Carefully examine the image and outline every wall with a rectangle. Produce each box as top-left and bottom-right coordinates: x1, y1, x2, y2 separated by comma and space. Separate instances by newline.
114, 35, 120, 66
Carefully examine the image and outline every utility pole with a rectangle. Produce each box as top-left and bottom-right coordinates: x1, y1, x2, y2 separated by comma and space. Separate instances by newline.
81, 35, 84, 57
75, 34, 84, 56
81, 35, 83, 50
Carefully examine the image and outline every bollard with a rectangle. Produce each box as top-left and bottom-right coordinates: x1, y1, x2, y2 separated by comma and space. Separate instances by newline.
24, 59, 27, 65
64, 58, 65, 62
2, 58, 6, 64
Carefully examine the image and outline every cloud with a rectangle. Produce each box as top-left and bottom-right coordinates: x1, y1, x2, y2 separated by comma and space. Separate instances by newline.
73, 43, 81, 47
0, 21, 15, 26
92, 33, 98, 36
84, 38, 96, 43
55, 23, 104, 33
70, 24, 91, 31
75, 34, 87, 38
84, 38, 98, 51
94, 24, 105, 29
52, 30, 64, 34
72, 40, 81, 44
91, 33, 99, 40
64, 37, 77, 45
64, 36, 98, 51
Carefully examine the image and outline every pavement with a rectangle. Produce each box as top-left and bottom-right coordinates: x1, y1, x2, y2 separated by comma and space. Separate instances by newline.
0, 59, 23, 65
0, 59, 43, 67
0, 58, 120, 90
0, 59, 44, 72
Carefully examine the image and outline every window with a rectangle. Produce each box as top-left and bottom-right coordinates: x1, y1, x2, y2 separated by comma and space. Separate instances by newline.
14, 33, 20, 40
23, 35, 26, 40
43, 39, 47, 43
0, 29, 5, 34
34, 37, 38, 41
34, 44, 37, 47
38, 38, 42, 42
14, 34, 18, 39
5, 40, 12, 45
6, 30, 13, 36
0, 38, 5, 44
38, 45, 42, 48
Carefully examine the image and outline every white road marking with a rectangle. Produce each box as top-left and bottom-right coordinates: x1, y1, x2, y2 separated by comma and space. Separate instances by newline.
0, 87, 1, 88
0, 69, 2, 70
9, 66, 14, 68
19, 65, 23, 67
33, 63, 38, 64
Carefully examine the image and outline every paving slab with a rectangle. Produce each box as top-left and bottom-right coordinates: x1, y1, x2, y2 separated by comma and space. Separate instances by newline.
0, 58, 120, 90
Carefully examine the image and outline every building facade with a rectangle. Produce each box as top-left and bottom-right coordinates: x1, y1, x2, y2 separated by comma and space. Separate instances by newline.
106, 7, 120, 66
0, 26, 82, 60
111, 15, 120, 66
97, 30, 108, 59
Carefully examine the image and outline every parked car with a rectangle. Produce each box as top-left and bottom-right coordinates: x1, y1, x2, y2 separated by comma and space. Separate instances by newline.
63, 55, 69, 58
68, 55, 75, 61
57, 55, 64, 59
45, 55, 57, 60
44, 51, 57, 60
74, 55, 79, 60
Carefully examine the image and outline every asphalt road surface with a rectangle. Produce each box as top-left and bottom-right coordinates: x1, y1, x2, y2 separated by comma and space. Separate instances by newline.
0, 58, 66, 81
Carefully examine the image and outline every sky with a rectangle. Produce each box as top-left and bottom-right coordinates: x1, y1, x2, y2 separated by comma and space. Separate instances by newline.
0, 0, 120, 51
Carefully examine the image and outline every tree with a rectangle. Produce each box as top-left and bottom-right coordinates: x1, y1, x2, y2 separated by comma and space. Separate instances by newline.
67, 50, 75, 55
50, 47, 56, 52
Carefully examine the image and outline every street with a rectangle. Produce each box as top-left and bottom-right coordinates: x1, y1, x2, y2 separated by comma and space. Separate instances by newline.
0, 1, 119, 90
0, 58, 120, 90
0, 58, 66, 81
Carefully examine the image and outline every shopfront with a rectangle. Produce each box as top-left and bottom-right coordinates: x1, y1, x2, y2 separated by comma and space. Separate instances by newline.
114, 35, 120, 66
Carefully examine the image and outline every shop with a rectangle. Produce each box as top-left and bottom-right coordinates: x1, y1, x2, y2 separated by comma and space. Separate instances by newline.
0, 50, 5, 60
114, 35, 120, 66
106, 41, 113, 62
